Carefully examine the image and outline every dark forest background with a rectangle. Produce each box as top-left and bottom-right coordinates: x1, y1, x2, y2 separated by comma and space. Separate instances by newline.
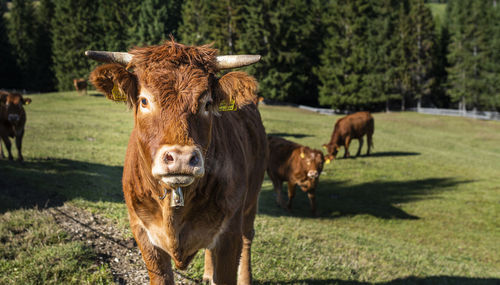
1, 0, 499, 112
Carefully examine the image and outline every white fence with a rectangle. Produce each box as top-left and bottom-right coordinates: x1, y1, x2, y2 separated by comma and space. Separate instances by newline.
409, 108, 500, 121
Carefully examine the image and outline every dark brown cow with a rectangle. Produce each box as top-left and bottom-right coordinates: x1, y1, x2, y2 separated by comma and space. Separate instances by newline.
73, 78, 88, 95
0, 91, 31, 161
267, 136, 324, 216
323, 111, 374, 161
86, 41, 267, 285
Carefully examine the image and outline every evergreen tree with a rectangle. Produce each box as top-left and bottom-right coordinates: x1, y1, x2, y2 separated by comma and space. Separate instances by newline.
0, 0, 21, 89
7, 0, 38, 90
98, 0, 136, 51
52, 0, 101, 91
408, 0, 436, 109
394, 3, 413, 110
179, 0, 244, 55
238, 0, 324, 105
34, 0, 55, 91
315, 0, 381, 110
447, 0, 491, 111
130, 0, 182, 46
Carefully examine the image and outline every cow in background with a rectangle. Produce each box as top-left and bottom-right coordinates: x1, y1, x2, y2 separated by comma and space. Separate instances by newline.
0, 91, 31, 161
73, 78, 87, 95
267, 136, 325, 216
86, 40, 267, 285
323, 111, 374, 161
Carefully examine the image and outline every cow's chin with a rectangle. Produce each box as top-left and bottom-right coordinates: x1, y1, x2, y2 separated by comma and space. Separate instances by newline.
160, 175, 195, 187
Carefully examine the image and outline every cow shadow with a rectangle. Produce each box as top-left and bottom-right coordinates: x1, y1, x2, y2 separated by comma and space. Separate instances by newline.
268, 132, 312, 138
335, 151, 421, 160
254, 276, 500, 284
0, 158, 123, 213
259, 177, 470, 219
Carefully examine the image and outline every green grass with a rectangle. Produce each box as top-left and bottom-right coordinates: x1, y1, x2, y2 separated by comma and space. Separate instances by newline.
1, 91, 499, 284
0, 208, 113, 284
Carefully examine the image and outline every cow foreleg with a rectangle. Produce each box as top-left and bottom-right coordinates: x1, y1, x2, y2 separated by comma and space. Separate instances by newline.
287, 182, 297, 212
344, 137, 351, 158
203, 250, 214, 283
356, 137, 363, 157
209, 231, 243, 285
271, 178, 285, 208
237, 202, 257, 285
367, 133, 373, 156
132, 225, 175, 285
0, 134, 13, 160
15, 129, 24, 161
307, 190, 317, 216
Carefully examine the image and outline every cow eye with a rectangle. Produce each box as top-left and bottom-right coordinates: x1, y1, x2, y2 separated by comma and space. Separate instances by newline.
141, 98, 148, 107
204, 100, 212, 112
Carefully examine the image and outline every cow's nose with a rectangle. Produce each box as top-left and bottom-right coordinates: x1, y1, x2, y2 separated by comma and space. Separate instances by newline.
163, 151, 201, 168
8, 114, 19, 122
153, 145, 205, 180
307, 170, 318, 178
189, 152, 201, 167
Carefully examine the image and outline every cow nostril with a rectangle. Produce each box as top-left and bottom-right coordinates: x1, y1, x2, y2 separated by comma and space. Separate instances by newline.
189, 152, 200, 167
165, 153, 174, 164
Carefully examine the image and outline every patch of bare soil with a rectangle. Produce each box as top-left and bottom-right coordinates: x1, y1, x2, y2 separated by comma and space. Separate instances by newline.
49, 204, 198, 285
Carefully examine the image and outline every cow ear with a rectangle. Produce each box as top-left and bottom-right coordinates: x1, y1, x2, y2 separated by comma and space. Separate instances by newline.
215, 71, 258, 109
89, 63, 138, 107
23, 98, 32, 105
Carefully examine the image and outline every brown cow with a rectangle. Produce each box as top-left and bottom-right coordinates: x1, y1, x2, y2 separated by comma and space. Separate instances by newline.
323, 111, 374, 161
0, 91, 31, 161
86, 41, 267, 285
267, 136, 325, 216
73, 78, 87, 95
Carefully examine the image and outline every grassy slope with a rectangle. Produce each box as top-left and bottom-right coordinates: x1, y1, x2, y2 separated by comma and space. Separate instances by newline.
1, 92, 499, 284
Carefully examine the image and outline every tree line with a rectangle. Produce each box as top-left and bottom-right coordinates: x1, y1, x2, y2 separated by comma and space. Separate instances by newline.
1, 0, 499, 112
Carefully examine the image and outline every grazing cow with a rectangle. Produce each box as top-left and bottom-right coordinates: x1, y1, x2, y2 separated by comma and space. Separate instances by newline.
0, 91, 31, 161
267, 136, 325, 216
323, 111, 374, 160
73, 78, 88, 95
86, 41, 267, 285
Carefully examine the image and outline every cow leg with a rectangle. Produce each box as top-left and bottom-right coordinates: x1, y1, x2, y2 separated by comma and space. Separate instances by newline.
0, 134, 13, 160
286, 182, 297, 212
203, 250, 214, 283
15, 129, 24, 161
209, 228, 243, 284
367, 133, 373, 156
307, 190, 317, 216
237, 202, 257, 285
132, 225, 175, 285
344, 137, 351, 158
356, 137, 363, 157
271, 178, 285, 208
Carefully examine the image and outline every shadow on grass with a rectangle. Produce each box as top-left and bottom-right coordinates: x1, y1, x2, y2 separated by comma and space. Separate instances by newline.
254, 276, 499, 284
335, 151, 421, 160
259, 177, 471, 219
268, 132, 312, 138
0, 158, 123, 213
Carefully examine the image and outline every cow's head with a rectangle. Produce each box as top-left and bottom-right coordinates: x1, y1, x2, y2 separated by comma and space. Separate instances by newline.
87, 41, 260, 192
297, 147, 325, 191
322, 143, 339, 163
0, 91, 31, 125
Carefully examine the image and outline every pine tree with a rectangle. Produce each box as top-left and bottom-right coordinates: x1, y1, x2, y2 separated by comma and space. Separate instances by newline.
34, 0, 55, 91
447, 0, 491, 111
7, 0, 38, 90
98, 0, 136, 51
238, 0, 324, 105
130, 0, 182, 46
408, 0, 436, 109
52, 0, 101, 91
315, 0, 381, 110
179, 0, 244, 55
0, 0, 21, 89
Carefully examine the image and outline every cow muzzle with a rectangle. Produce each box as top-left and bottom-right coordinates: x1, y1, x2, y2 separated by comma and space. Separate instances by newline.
307, 170, 319, 179
8, 114, 19, 123
152, 145, 205, 188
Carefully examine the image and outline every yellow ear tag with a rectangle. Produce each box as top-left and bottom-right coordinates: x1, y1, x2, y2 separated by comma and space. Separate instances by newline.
111, 84, 127, 101
219, 99, 237, 111
300, 152, 305, 159
322, 145, 327, 150
325, 159, 331, 164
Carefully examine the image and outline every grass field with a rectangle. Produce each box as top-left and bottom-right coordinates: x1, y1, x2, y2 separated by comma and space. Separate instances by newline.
1, 91, 499, 284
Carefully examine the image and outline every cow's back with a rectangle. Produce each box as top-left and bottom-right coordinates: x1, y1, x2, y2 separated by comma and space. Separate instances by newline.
339, 111, 373, 139
267, 136, 299, 182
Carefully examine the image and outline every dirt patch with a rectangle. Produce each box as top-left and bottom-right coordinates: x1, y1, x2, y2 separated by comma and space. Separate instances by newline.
49, 204, 198, 285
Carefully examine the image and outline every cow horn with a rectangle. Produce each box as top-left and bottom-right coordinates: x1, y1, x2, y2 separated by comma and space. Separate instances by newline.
216, 55, 261, 69
85, 51, 133, 65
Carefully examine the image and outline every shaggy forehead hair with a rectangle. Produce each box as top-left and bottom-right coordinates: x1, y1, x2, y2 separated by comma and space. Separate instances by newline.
129, 41, 219, 113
